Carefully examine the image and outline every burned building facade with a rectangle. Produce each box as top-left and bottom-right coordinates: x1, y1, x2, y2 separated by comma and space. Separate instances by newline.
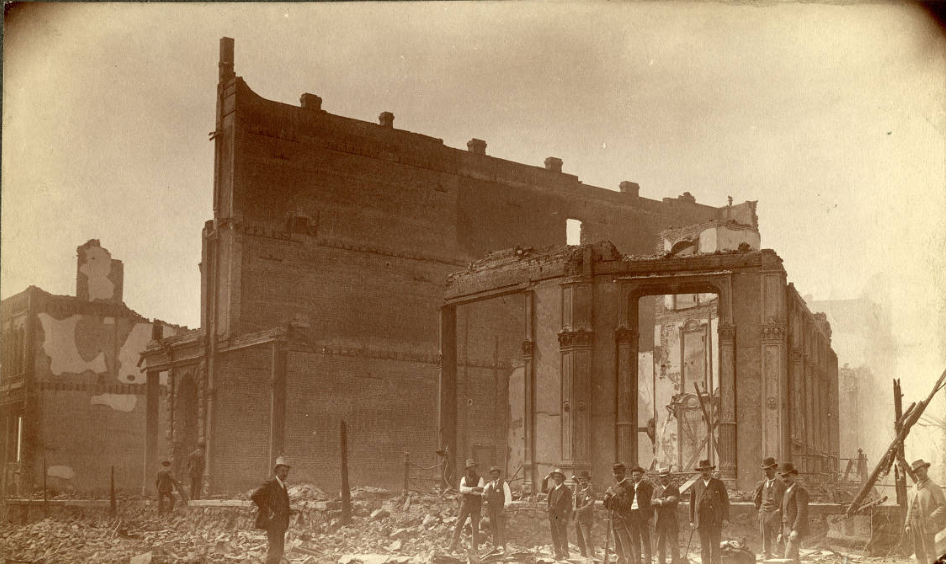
0, 240, 179, 495
442, 242, 839, 492
141, 38, 810, 494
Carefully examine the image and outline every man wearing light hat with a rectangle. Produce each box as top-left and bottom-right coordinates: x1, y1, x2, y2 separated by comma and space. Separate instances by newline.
652, 467, 681, 564
483, 465, 512, 553
449, 458, 485, 554
753, 457, 786, 560
903, 458, 945, 564
689, 459, 729, 564
776, 461, 808, 564
252, 455, 293, 564
546, 467, 573, 559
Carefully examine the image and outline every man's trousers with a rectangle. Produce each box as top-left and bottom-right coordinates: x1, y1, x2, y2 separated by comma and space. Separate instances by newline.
575, 519, 594, 557
630, 511, 652, 564
550, 515, 570, 557
655, 520, 680, 564
698, 524, 722, 564
449, 505, 480, 552
487, 508, 506, 549
266, 527, 286, 564
759, 510, 780, 558
612, 516, 637, 564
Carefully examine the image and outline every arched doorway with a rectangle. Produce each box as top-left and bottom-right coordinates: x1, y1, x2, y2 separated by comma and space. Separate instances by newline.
175, 373, 199, 474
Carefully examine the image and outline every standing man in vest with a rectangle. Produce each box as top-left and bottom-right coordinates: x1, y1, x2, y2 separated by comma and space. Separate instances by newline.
689, 460, 729, 564
574, 470, 596, 558
903, 458, 945, 564
186, 444, 205, 501
547, 467, 573, 560
777, 462, 808, 564
483, 465, 512, 553
605, 462, 636, 564
251, 455, 293, 564
155, 460, 178, 515
449, 459, 485, 555
652, 467, 681, 564
753, 457, 786, 560
629, 466, 654, 564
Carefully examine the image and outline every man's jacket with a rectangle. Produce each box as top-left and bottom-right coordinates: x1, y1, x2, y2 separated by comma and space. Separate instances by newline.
548, 484, 573, 520
904, 478, 946, 531
653, 483, 681, 529
155, 468, 175, 494
574, 484, 596, 524
251, 478, 291, 532
689, 477, 730, 529
780, 484, 809, 538
631, 479, 654, 519
753, 477, 786, 526
604, 479, 635, 517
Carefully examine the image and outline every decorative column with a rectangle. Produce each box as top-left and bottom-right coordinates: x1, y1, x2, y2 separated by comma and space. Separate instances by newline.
144, 369, 160, 495
558, 328, 594, 476
760, 320, 786, 461
269, 339, 288, 468
438, 306, 458, 487
789, 347, 806, 461
614, 326, 639, 466
522, 291, 536, 493
717, 323, 737, 481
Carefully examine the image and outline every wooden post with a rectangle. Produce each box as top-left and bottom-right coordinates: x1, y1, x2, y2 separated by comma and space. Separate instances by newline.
42, 454, 47, 517
893, 380, 907, 512
340, 420, 351, 525
403, 452, 410, 495
110, 466, 116, 517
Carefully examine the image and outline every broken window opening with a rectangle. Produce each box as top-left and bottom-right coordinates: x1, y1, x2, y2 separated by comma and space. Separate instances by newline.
16, 415, 23, 463
566, 219, 582, 246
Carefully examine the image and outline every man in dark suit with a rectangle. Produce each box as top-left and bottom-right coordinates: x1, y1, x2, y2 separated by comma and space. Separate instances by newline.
574, 470, 596, 558
777, 462, 808, 564
606, 463, 637, 564
547, 467, 573, 559
155, 460, 178, 515
629, 465, 654, 564
753, 457, 786, 560
652, 467, 681, 564
689, 459, 729, 564
251, 456, 293, 564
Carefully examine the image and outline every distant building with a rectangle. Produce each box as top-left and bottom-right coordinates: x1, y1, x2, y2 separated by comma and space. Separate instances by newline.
0, 240, 182, 495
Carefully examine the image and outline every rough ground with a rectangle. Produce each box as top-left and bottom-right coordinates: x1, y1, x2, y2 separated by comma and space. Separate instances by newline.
0, 487, 929, 564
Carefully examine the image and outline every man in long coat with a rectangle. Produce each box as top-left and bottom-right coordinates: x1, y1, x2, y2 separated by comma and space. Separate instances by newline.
652, 467, 681, 564
605, 462, 637, 564
753, 456, 786, 560
629, 465, 654, 564
777, 462, 808, 564
574, 470, 597, 558
689, 459, 729, 564
547, 467, 573, 559
903, 458, 946, 564
251, 456, 293, 564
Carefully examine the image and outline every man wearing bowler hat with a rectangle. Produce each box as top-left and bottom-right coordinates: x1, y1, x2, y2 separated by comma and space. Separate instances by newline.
689, 459, 729, 564
449, 459, 485, 554
903, 458, 945, 564
753, 457, 786, 560
547, 467, 573, 559
251, 455, 294, 564
652, 467, 681, 564
483, 465, 512, 553
777, 462, 808, 564
574, 470, 597, 558
605, 462, 636, 564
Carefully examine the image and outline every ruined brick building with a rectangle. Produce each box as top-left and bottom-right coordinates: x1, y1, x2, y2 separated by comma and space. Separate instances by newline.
0, 240, 180, 495
141, 38, 836, 494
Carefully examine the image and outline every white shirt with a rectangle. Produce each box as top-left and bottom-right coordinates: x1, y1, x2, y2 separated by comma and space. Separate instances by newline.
631, 480, 641, 510
459, 475, 485, 494
275, 476, 287, 490
703, 479, 711, 487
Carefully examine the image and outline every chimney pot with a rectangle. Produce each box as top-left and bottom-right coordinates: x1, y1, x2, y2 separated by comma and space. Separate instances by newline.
467, 139, 487, 155
544, 157, 563, 173
218, 37, 235, 82
300, 93, 322, 111
619, 181, 640, 197
379, 112, 395, 128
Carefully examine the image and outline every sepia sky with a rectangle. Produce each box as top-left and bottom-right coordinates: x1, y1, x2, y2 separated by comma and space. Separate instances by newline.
3, 3, 945, 407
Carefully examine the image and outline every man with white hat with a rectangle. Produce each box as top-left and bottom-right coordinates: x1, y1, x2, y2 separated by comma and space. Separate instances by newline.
546, 467, 573, 559
251, 455, 293, 564
689, 459, 729, 564
652, 467, 680, 564
903, 458, 945, 564
753, 457, 785, 560
449, 458, 485, 554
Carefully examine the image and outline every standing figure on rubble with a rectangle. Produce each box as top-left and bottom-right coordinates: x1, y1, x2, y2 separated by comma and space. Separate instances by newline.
156, 459, 178, 514
605, 462, 635, 564
187, 444, 205, 501
777, 462, 808, 564
574, 470, 596, 558
629, 466, 654, 564
903, 458, 946, 564
652, 467, 681, 564
483, 465, 512, 553
689, 459, 729, 564
449, 459, 485, 555
251, 456, 293, 564
547, 467, 573, 560
753, 457, 785, 560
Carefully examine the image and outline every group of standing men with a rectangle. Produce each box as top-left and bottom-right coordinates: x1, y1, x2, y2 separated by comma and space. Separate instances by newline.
154, 445, 205, 514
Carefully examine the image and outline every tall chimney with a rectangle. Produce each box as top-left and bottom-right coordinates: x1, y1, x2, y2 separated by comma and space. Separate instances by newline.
379, 112, 394, 129
619, 181, 640, 197
219, 37, 235, 82
467, 139, 487, 155
544, 157, 563, 173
